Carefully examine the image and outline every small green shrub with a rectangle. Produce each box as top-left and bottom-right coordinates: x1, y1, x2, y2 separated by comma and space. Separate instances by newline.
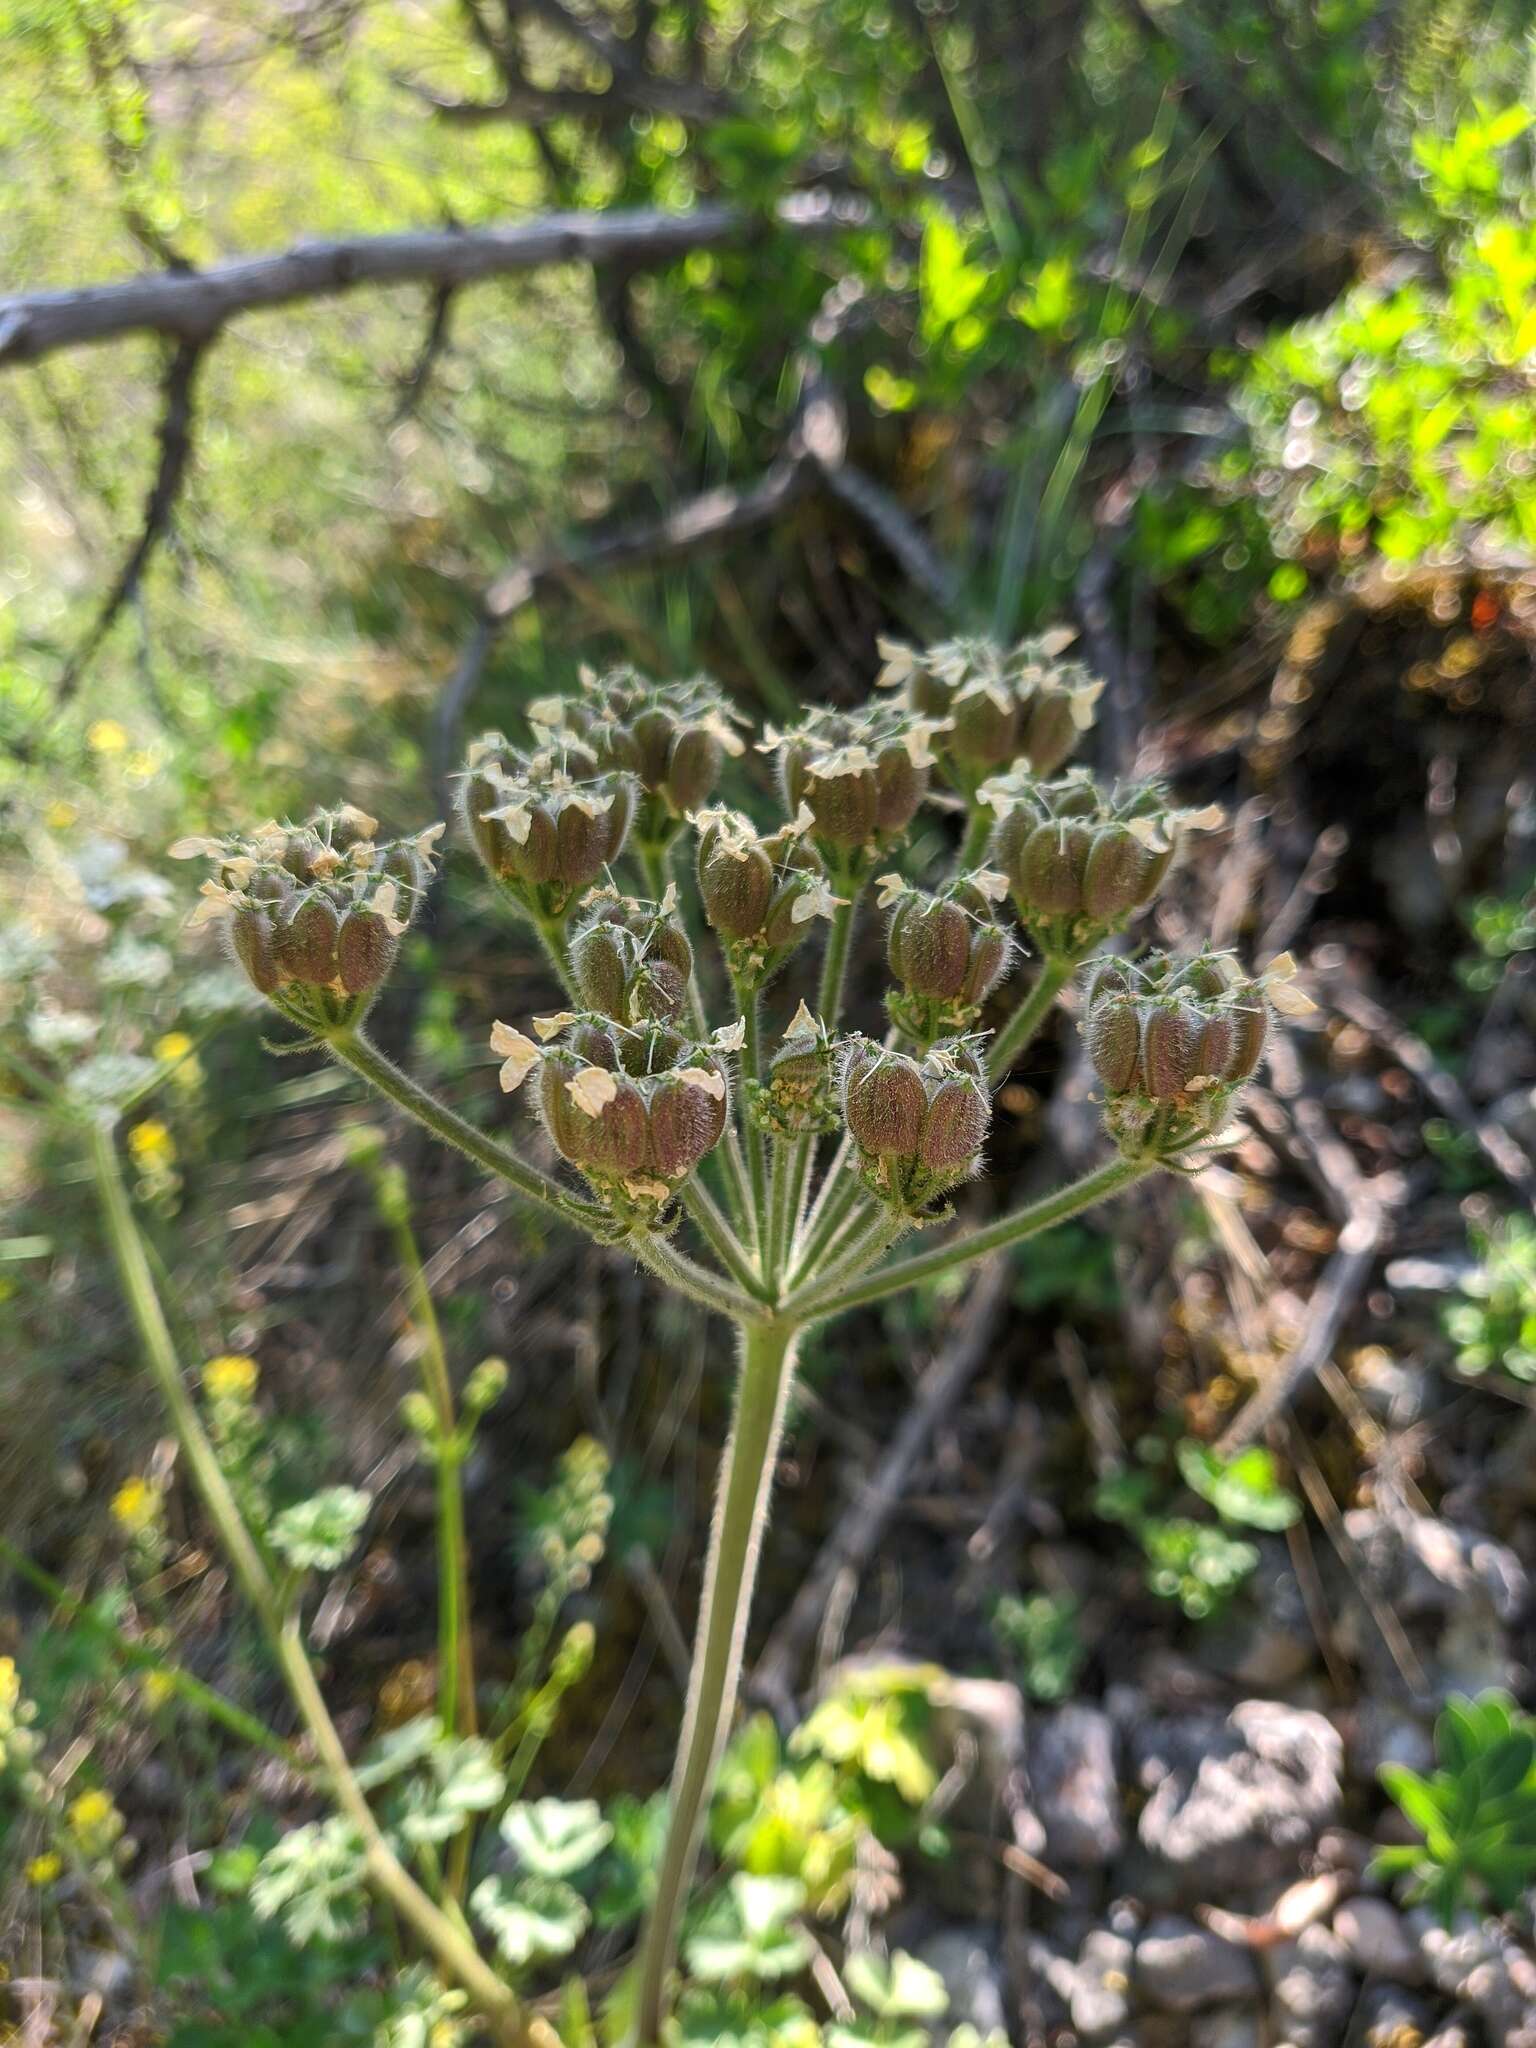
1444, 1214, 1536, 1380
1376, 1690, 1536, 1922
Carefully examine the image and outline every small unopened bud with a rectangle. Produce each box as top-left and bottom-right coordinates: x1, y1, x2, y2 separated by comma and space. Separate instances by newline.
695, 809, 830, 986
750, 1005, 842, 1139
460, 732, 637, 920
464, 1356, 510, 1414
552, 1621, 596, 1688
840, 1035, 991, 1213
539, 667, 744, 846
400, 1391, 437, 1440
767, 703, 939, 865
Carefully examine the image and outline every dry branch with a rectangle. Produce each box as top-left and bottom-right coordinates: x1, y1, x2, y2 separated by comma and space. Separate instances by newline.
0, 193, 852, 369
57, 339, 203, 703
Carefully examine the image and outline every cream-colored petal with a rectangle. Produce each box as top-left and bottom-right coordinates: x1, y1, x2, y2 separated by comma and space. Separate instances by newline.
969, 868, 1010, 904
371, 880, 409, 937
676, 1065, 726, 1100
784, 999, 818, 1039
336, 805, 379, 840
1124, 817, 1170, 851
712, 1019, 748, 1053
873, 871, 909, 909
567, 1066, 620, 1117
531, 1011, 577, 1041
168, 836, 225, 860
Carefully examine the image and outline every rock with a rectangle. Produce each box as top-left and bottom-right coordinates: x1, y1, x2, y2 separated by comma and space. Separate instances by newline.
1348, 1702, 1436, 1785
1416, 1913, 1534, 2045
1267, 1924, 1356, 2048
1136, 1916, 1258, 2011
1190, 2011, 1263, 2048
929, 1672, 1036, 1844
914, 1926, 1008, 2036
1067, 1928, 1134, 2041
1355, 1980, 1435, 2047
1342, 1509, 1528, 1627
1133, 1701, 1343, 1894
1334, 1897, 1423, 1984
1031, 1704, 1122, 1870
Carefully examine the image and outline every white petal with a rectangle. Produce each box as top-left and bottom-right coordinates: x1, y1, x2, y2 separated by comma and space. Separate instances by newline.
1068, 681, 1105, 731
526, 695, 568, 729
490, 1023, 541, 1092
781, 802, 817, 840
969, 868, 1010, 904
168, 836, 224, 860
712, 1019, 748, 1053
755, 725, 786, 755
784, 999, 818, 1039
482, 801, 534, 845
371, 880, 409, 937
874, 871, 908, 909
337, 805, 378, 840
702, 710, 745, 757
659, 882, 679, 915
567, 1066, 619, 1117
676, 1065, 726, 1100
531, 1012, 577, 1041
624, 1175, 672, 1201
567, 792, 613, 820
414, 822, 447, 859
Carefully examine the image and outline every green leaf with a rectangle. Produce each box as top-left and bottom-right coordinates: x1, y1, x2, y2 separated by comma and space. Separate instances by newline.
500, 1798, 612, 1878
470, 1874, 588, 1967
844, 1949, 950, 2020
268, 1487, 372, 1572
249, 1819, 368, 1947
1381, 1764, 1454, 1844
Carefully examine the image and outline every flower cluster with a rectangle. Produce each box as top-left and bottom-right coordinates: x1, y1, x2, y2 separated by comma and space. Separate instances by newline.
530, 665, 745, 852
1081, 949, 1311, 1157
879, 868, 1014, 1047
840, 1036, 992, 1214
982, 767, 1224, 959
171, 807, 442, 1029
758, 702, 943, 874
460, 733, 636, 923
878, 629, 1103, 792
491, 1012, 741, 1224
695, 806, 836, 988
570, 885, 695, 1026
750, 1000, 842, 1140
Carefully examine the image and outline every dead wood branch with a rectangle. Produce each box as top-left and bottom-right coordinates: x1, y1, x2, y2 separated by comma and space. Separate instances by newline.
0, 193, 852, 369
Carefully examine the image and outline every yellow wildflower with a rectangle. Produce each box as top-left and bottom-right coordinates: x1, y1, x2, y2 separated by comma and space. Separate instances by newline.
44, 800, 78, 830
140, 1671, 176, 1710
110, 1476, 162, 1538
86, 719, 128, 755
0, 1658, 18, 1715
202, 1353, 259, 1403
25, 1853, 62, 1888
66, 1789, 123, 1857
127, 1120, 176, 1169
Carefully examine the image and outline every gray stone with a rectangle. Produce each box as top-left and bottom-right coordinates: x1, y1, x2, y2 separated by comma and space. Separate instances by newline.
1067, 1928, 1134, 2041
1354, 1981, 1435, 2047
1134, 1701, 1344, 1893
1136, 1916, 1259, 2011
913, 1926, 1008, 2036
1267, 1925, 1356, 2048
1031, 1704, 1122, 1870
1191, 2011, 1263, 2048
1333, 1897, 1423, 1984
1416, 1914, 1533, 2045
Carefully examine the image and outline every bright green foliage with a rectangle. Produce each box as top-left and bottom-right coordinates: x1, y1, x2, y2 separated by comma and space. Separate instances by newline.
249, 1817, 369, 1946
471, 1873, 591, 1968
501, 1797, 614, 1878
990, 1590, 1085, 1702
1175, 1441, 1302, 1531
713, 1715, 860, 1912
685, 1873, 813, 1985
790, 1666, 940, 1840
1444, 1213, 1536, 1381
267, 1485, 372, 1572
1096, 1436, 1299, 1619
1375, 1690, 1536, 1922
1237, 99, 1536, 562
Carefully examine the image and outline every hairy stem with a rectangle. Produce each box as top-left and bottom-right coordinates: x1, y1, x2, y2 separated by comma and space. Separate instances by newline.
326, 1029, 607, 1236
631, 1318, 801, 2042
957, 803, 993, 872
680, 1178, 769, 1300
784, 1155, 1159, 1320
739, 986, 769, 1255
816, 894, 858, 1030
86, 1119, 525, 2042
986, 955, 1073, 1086
629, 1227, 766, 1323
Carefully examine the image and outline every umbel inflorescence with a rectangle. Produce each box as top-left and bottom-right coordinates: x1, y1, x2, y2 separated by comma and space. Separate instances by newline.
172, 637, 1313, 2043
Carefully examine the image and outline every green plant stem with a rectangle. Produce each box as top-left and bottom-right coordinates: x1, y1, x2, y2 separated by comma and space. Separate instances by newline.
0, 1540, 302, 1769
784, 1155, 1159, 1321
738, 986, 769, 1253
87, 1119, 527, 2045
378, 1189, 476, 1744
631, 1317, 801, 2043
986, 956, 1073, 1086
629, 1227, 765, 1323
680, 1179, 769, 1300
817, 895, 858, 1030
957, 804, 993, 871
533, 915, 577, 999
763, 1138, 792, 1288
326, 1030, 606, 1236
798, 1206, 909, 1302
